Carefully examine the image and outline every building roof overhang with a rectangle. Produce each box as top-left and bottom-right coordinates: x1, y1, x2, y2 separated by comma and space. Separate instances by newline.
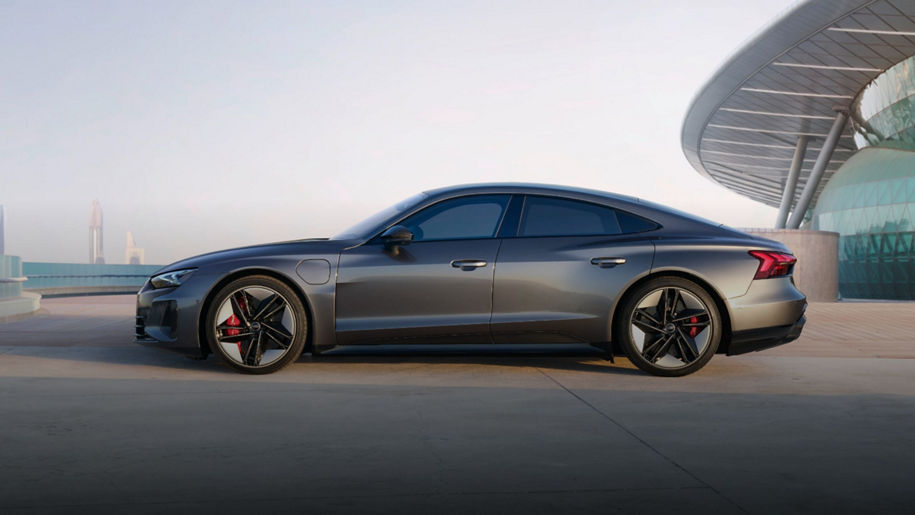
681, 0, 915, 209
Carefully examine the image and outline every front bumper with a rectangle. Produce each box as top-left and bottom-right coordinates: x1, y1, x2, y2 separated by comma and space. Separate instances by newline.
135, 280, 207, 357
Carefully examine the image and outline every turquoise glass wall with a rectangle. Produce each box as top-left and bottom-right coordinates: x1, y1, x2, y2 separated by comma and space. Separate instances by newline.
22, 262, 162, 291
812, 52, 915, 299
811, 148, 915, 299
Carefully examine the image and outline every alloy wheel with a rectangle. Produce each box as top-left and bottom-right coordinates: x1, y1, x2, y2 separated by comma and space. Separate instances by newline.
628, 287, 712, 369
213, 286, 296, 368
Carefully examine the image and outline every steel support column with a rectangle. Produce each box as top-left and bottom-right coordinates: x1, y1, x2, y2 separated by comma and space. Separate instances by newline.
786, 111, 848, 229
775, 135, 808, 229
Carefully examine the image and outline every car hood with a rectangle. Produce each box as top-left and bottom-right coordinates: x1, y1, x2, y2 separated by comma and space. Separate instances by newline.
155, 238, 354, 274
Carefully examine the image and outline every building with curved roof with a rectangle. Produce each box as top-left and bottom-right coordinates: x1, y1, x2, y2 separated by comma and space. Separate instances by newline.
683, 0, 915, 299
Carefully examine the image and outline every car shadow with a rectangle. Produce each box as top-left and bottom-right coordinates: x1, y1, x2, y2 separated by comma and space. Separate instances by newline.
2, 340, 644, 376
298, 343, 644, 376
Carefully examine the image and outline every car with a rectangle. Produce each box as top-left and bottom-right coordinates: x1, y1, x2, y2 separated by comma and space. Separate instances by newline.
136, 183, 806, 376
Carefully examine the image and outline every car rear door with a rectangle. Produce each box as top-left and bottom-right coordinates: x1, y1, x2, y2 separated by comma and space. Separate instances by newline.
335, 194, 511, 345
491, 195, 656, 344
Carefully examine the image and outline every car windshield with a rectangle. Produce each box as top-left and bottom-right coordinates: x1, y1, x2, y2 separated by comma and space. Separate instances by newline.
333, 193, 429, 240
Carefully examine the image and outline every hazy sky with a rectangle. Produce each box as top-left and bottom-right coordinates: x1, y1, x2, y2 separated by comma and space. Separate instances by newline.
1, 0, 796, 265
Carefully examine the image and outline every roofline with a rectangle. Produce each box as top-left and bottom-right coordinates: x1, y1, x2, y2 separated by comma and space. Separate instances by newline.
680, 0, 875, 183
421, 182, 640, 204
417, 182, 731, 231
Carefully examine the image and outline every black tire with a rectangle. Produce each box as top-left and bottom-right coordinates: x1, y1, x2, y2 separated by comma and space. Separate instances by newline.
206, 275, 308, 374
616, 277, 721, 377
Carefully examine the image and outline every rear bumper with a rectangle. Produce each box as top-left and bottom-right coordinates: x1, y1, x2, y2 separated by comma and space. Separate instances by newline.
724, 275, 807, 355
727, 311, 806, 356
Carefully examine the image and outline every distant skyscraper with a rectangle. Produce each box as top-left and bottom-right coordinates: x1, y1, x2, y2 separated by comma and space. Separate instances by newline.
89, 199, 104, 264
0, 204, 5, 255
125, 231, 145, 265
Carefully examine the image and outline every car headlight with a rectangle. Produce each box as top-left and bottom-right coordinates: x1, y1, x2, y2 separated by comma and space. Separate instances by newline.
149, 269, 196, 289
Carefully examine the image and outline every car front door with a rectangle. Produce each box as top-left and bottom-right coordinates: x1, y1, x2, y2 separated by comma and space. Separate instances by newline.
491, 195, 657, 344
335, 194, 511, 345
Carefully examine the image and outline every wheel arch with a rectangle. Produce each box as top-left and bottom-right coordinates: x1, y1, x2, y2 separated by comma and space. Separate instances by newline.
610, 269, 733, 354
196, 268, 316, 356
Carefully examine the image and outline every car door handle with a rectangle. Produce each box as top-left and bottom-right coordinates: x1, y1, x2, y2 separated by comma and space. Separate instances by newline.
591, 257, 626, 268
451, 259, 488, 270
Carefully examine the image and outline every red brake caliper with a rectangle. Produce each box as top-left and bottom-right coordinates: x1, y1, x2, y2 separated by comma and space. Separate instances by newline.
225, 314, 242, 354
688, 316, 700, 338
225, 314, 241, 336
225, 293, 248, 354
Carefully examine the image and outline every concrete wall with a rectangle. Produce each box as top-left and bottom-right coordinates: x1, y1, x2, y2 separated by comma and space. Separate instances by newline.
743, 229, 839, 302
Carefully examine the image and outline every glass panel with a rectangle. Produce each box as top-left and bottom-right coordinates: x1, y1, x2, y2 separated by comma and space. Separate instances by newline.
400, 195, 510, 241
849, 55, 915, 152
616, 210, 659, 234
892, 179, 907, 204
520, 197, 621, 237
877, 181, 892, 205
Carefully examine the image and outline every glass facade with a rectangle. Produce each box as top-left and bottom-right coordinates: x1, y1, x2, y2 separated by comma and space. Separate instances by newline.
809, 53, 915, 300
810, 148, 915, 299
850, 55, 915, 152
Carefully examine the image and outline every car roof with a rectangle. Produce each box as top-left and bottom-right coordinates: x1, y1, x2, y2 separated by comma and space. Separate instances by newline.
420, 182, 735, 235
422, 182, 640, 204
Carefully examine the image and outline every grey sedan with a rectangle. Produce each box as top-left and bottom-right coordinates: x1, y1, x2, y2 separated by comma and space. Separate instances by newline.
136, 183, 806, 376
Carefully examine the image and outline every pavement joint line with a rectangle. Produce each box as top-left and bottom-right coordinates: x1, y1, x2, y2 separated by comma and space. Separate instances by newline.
535, 367, 749, 515
0, 485, 717, 509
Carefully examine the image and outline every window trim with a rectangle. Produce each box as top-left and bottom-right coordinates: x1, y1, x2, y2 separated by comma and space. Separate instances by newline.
369, 194, 513, 244
511, 194, 661, 239
496, 194, 525, 238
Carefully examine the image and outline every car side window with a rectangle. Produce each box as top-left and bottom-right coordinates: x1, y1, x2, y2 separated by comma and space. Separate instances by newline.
398, 195, 511, 242
616, 210, 660, 233
519, 196, 622, 237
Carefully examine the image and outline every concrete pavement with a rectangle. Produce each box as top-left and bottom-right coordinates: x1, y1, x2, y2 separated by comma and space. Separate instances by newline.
0, 296, 912, 513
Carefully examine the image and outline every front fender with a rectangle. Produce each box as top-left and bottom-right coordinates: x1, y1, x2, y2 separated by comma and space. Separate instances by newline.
190, 253, 340, 356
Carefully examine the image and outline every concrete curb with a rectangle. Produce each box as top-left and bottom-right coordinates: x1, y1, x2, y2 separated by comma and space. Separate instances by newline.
0, 292, 41, 323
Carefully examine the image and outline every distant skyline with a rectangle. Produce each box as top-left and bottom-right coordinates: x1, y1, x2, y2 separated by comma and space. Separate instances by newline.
2, 0, 793, 265
89, 199, 103, 264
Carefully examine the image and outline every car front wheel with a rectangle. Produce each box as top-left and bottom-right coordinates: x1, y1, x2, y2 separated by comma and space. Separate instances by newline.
206, 275, 307, 374
617, 277, 721, 377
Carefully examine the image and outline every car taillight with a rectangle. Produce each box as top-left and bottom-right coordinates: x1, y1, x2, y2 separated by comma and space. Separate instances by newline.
749, 250, 796, 279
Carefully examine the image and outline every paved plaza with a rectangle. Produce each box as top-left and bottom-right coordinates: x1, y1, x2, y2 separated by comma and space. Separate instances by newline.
0, 295, 912, 513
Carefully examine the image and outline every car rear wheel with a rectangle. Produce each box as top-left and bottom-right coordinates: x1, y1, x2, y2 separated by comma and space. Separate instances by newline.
206, 275, 307, 374
617, 277, 721, 377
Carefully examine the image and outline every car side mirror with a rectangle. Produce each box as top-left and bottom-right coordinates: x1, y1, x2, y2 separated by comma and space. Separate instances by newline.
380, 225, 414, 245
